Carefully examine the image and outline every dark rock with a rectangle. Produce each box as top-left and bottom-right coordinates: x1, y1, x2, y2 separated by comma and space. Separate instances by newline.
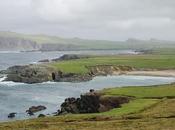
5, 65, 56, 83
57, 109, 61, 114
8, 113, 17, 118
77, 92, 101, 113
38, 59, 49, 63
52, 54, 89, 61
27, 110, 34, 116
55, 73, 92, 82
59, 90, 131, 115
59, 93, 100, 114
4, 64, 92, 83
90, 89, 95, 93
61, 97, 80, 114
38, 114, 46, 118
26, 105, 47, 114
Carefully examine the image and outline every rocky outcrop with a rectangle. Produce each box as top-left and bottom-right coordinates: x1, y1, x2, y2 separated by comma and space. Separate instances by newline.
8, 113, 17, 118
3, 64, 93, 83
38, 59, 50, 63
52, 54, 90, 61
4, 65, 55, 84
58, 90, 131, 114
26, 105, 47, 115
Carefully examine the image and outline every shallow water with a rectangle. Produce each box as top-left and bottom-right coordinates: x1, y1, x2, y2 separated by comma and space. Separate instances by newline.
0, 75, 175, 122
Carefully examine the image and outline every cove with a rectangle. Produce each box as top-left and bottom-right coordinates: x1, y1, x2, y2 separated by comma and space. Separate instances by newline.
0, 75, 175, 122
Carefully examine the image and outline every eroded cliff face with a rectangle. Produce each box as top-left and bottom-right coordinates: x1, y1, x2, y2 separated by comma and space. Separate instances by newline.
0, 37, 40, 51
88, 65, 134, 76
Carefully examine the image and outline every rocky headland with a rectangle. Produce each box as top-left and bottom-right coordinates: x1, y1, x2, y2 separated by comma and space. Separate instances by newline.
0, 54, 134, 84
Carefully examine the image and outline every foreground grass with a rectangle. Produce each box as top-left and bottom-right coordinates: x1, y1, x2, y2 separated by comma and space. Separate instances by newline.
49, 54, 175, 74
1, 84, 175, 130
129, 99, 175, 119
103, 99, 159, 116
101, 83, 175, 98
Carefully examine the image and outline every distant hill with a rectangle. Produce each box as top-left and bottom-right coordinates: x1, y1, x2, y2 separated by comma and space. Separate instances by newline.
0, 31, 174, 51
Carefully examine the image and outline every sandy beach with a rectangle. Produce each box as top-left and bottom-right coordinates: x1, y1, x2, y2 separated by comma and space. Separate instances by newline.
126, 70, 175, 77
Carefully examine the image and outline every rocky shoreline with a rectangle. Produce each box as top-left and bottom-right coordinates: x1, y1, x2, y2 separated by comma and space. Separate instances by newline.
7, 89, 132, 119
1, 65, 133, 84
1, 54, 175, 84
0, 54, 134, 84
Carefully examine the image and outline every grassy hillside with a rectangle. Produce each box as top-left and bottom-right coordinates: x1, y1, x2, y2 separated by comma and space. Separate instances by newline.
1, 84, 175, 130
0, 31, 175, 50
0, 31, 124, 50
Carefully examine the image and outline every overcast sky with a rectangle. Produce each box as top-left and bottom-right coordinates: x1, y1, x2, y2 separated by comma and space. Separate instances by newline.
0, 0, 175, 40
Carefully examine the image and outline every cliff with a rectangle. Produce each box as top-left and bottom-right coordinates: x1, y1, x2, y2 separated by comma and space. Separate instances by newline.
0, 36, 40, 51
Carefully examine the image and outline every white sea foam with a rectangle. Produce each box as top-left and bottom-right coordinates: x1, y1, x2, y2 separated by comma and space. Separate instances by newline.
42, 81, 56, 84
0, 76, 6, 82
30, 62, 38, 64
0, 76, 25, 86
0, 51, 20, 53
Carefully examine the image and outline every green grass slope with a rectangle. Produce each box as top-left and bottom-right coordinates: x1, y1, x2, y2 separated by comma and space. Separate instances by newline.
49, 54, 175, 74
101, 84, 175, 98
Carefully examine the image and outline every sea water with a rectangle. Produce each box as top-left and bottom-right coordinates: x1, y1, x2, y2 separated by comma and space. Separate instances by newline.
0, 50, 174, 122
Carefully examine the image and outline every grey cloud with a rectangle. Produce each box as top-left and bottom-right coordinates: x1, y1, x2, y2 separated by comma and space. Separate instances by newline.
0, 0, 175, 40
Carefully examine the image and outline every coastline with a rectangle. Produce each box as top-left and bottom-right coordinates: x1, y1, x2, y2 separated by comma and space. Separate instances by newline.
1, 83, 175, 130
1, 74, 175, 122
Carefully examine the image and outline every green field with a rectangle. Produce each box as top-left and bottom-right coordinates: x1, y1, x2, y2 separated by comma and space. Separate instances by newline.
101, 84, 175, 98
102, 99, 159, 116
1, 84, 175, 130
49, 54, 175, 74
